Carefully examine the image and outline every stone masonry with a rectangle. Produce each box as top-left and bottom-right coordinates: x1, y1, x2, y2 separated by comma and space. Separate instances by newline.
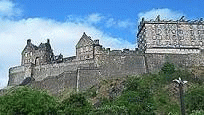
8, 32, 146, 94
8, 16, 204, 94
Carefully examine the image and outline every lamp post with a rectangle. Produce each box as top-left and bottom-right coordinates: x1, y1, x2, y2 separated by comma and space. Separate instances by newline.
173, 77, 187, 115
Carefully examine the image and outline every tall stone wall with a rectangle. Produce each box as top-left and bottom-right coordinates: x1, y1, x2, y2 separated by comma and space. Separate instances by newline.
9, 51, 204, 93
96, 54, 146, 78
78, 69, 100, 90
32, 59, 95, 81
8, 66, 25, 86
31, 71, 77, 95
145, 53, 204, 72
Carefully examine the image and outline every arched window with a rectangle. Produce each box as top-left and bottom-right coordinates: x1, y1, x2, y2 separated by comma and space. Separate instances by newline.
35, 57, 40, 65
25, 53, 27, 57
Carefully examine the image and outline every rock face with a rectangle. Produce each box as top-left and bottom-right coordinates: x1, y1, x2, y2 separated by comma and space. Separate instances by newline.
8, 17, 204, 94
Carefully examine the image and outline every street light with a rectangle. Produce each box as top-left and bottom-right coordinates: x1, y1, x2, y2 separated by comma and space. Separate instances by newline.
173, 77, 187, 115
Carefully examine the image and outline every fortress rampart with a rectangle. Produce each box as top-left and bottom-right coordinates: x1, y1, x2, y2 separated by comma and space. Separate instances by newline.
8, 16, 204, 94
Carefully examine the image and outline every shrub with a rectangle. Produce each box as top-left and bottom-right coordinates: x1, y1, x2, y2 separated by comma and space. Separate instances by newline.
0, 86, 58, 114
161, 62, 175, 74
185, 84, 204, 114
90, 105, 128, 114
59, 93, 93, 114
190, 110, 204, 115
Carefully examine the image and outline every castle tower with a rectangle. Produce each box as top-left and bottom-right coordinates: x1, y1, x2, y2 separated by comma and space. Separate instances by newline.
21, 39, 54, 66
137, 16, 204, 54
76, 32, 95, 60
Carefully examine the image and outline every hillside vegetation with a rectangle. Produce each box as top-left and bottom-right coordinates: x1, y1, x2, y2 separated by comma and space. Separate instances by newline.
0, 62, 204, 114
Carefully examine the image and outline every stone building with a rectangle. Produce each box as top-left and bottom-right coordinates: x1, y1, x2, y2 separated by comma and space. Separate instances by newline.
137, 16, 204, 72
8, 16, 204, 94
21, 39, 54, 66
137, 16, 204, 54
8, 32, 145, 94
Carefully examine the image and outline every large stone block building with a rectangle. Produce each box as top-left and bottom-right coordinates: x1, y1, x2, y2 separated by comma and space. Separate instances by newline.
137, 16, 204, 72
8, 16, 204, 94
138, 16, 204, 54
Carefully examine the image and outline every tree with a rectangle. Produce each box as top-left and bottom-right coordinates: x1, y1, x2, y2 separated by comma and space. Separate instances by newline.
185, 85, 204, 114
0, 86, 58, 114
161, 62, 175, 74
58, 93, 93, 114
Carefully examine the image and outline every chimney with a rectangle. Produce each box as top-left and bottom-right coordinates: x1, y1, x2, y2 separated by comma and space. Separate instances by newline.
94, 39, 99, 45
27, 39, 31, 45
47, 39, 50, 44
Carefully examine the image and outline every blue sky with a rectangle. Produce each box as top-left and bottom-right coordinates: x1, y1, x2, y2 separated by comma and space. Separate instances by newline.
0, 0, 203, 88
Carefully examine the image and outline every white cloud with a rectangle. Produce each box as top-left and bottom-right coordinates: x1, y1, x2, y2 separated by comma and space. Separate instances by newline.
106, 18, 116, 27
0, 0, 22, 17
138, 8, 185, 22
87, 13, 103, 24
105, 17, 135, 29
117, 19, 134, 28
66, 13, 104, 24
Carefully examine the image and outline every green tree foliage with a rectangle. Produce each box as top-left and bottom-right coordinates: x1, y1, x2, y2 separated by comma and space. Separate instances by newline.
0, 86, 57, 114
95, 75, 156, 114
58, 93, 93, 115
90, 105, 128, 114
185, 84, 204, 114
190, 110, 204, 115
161, 62, 175, 74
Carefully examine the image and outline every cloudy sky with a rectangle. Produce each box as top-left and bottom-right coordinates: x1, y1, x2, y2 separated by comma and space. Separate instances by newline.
0, 0, 203, 88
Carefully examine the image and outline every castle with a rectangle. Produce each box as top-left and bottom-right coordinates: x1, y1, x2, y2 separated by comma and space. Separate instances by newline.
8, 16, 204, 94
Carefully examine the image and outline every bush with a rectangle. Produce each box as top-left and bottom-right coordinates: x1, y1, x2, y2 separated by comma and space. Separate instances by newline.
0, 86, 58, 114
90, 105, 128, 114
114, 90, 155, 114
113, 75, 155, 114
161, 62, 175, 74
190, 110, 204, 115
185, 84, 204, 114
58, 93, 93, 114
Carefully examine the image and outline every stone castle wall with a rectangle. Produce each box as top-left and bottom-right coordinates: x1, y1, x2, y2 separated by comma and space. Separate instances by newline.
8, 17, 204, 93
8, 66, 25, 86
8, 51, 147, 93
8, 48, 204, 94
145, 52, 204, 73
